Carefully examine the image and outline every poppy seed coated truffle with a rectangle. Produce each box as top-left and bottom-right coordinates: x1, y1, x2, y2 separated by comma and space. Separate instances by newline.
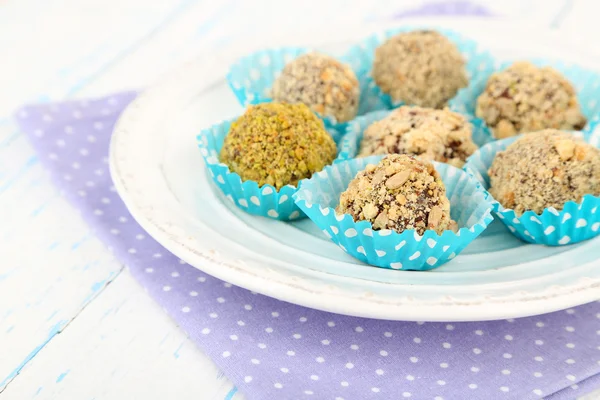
488, 130, 600, 215
271, 53, 360, 123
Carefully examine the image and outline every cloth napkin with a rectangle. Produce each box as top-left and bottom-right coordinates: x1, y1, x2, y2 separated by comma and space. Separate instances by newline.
14, 92, 600, 400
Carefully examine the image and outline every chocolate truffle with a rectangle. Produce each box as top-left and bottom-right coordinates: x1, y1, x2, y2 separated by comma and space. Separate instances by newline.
336, 154, 456, 235
488, 130, 600, 215
220, 103, 337, 189
271, 52, 360, 123
476, 62, 587, 139
372, 30, 468, 109
358, 106, 478, 168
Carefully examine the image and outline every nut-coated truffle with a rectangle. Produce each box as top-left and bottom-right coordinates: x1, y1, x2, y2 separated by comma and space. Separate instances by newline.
336, 154, 456, 235
488, 130, 600, 215
271, 52, 360, 123
220, 103, 337, 189
358, 106, 478, 167
476, 62, 587, 139
372, 30, 468, 109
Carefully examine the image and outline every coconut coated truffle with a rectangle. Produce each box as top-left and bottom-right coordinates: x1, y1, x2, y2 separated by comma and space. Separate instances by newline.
336, 154, 456, 235
220, 103, 337, 189
476, 62, 587, 139
488, 130, 600, 215
372, 30, 468, 109
271, 52, 360, 123
358, 106, 478, 168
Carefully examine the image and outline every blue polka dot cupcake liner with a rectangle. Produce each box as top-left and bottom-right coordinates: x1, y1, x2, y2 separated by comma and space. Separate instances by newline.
463, 135, 600, 245
344, 27, 496, 110
197, 118, 306, 221
336, 108, 494, 163
449, 59, 600, 138
226, 47, 388, 134
293, 155, 494, 270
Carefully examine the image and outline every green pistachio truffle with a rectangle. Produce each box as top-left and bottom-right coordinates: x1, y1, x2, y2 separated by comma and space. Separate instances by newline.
220, 103, 337, 189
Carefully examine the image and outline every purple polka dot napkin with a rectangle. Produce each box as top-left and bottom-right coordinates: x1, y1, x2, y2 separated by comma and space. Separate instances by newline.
15, 93, 600, 400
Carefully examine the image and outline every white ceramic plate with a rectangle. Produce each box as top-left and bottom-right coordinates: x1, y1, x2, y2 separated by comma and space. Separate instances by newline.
110, 19, 600, 321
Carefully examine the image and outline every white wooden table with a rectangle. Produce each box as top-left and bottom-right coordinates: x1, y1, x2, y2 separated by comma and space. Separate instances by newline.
1, 1, 599, 399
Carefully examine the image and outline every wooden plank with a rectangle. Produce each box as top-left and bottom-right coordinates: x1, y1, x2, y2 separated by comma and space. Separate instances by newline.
0, 272, 243, 400
0, 0, 197, 114
0, 0, 203, 391
0, 127, 126, 390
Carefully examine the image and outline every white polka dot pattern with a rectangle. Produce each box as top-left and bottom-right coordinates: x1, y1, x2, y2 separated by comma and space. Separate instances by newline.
15, 87, 600, 400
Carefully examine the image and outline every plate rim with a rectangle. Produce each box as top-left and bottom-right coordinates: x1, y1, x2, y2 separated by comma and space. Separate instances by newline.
109, 18, 600, 321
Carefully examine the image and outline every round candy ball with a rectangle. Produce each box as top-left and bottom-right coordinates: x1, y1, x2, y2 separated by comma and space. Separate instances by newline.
489, 129, 600, 215
358, 106, 478, 168
336, 154, 457, 235
372, 30, 468, 109
271, 53, 360, 123
220, 103, 337, 189
476, 62, 587, 139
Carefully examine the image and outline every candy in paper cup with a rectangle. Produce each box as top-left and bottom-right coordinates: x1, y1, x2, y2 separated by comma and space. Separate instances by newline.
226, 47, 388, 133
293, 156, 494, 270
197, 118, 305, 221
344, 27, 496, 109
449, 59, 600, 136
464, 134, 600, 245
336, 108, 493, 162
